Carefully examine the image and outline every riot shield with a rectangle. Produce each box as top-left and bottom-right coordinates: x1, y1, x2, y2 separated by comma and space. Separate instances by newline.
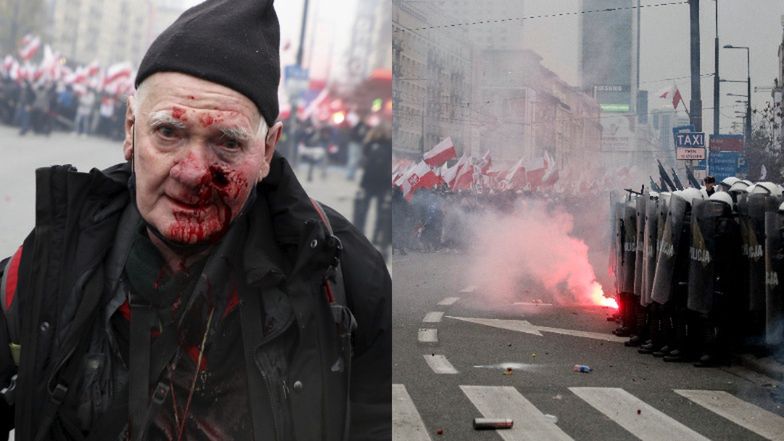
765, 211, 784, 345
746, 194, 781, 312
687, 200, 729, 314
620, 200, 637, 294
641, 195, 659, 306
633, 196, 647, 297
612, 201, 625, 294
736, 195, 751, 312
651, 193, 687, 305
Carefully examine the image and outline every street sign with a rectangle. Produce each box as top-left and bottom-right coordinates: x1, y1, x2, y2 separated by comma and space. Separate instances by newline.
709, 151, 742, 181
676, 147, 706, 160
284, 64, 310, 96
674, 132, 705, 147
709, 134, 744, 152
284, 64, 309, 82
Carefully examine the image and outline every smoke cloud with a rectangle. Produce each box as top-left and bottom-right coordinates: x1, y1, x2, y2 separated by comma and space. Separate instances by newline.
463, 199, 614, 308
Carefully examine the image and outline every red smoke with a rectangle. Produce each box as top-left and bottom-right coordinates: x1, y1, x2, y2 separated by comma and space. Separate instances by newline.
465, 200, 616, 309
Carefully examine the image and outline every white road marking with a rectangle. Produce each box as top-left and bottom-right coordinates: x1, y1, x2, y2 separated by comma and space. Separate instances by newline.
423, 311, 444, 323
417, 328, 438, 344
393, 384, 433, 441
437, 296, 460, 306
423, 354, 459, 374
675, 389, 784, 441
459, 285, 477, 294
512, 301, 554, 307
461, 385, 573, 441
448, 316, 627, 342
570, 387, 710, 441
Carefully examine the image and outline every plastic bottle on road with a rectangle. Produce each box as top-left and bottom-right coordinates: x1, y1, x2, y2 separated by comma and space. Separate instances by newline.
572, 364, 592, 373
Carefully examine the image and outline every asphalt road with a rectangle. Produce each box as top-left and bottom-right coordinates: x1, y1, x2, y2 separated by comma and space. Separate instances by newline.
393, 250, 784, 441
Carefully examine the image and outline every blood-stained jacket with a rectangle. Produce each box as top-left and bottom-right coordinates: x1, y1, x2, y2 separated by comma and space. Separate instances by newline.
0, 153, 391, 441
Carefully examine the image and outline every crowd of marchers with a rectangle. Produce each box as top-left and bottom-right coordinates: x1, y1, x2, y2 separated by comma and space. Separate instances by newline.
391, 186, 601, 255
611, 176, 784, 367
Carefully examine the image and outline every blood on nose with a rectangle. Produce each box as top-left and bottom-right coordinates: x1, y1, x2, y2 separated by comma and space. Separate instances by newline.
171, 153, 211, 187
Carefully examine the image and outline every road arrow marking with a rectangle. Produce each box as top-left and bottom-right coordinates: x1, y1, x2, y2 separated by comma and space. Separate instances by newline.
423, 311, 444, 323
446, 316, 626, 342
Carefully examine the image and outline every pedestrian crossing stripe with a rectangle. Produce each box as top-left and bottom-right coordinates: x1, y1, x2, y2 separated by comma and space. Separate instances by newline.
570, 387, 710, 441
423, 354, 458, 374
393, 384, 432, 441
393, 384, 782, 441
461, 385, 573, 441
674, 389, 784, 441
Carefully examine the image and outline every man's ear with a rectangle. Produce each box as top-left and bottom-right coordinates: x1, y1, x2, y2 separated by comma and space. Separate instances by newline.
259, 121, 283, 180
123, 96, 135, 161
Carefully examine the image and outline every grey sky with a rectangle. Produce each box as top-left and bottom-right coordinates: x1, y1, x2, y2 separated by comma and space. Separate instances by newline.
519, 0, 782, 133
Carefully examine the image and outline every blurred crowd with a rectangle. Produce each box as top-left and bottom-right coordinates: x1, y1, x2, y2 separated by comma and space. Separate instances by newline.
0, 76, 126, 140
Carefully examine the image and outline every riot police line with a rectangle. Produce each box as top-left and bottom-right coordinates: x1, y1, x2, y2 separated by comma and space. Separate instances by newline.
611, 177, 784, 366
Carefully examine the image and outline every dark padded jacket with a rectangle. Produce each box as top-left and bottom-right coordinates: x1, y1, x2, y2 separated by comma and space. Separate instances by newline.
0, 154, 391, 441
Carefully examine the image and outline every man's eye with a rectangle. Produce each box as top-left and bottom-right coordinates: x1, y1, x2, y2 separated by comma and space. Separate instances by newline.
155, 125, 179, 139
219, 137, 242, 150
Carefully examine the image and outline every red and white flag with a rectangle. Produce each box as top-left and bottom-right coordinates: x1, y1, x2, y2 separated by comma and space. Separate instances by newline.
423, 137, 456, 167
658, 84, 684, 110
452, 163, 475, 191
400, 161, 442, 199
18, 34, 41, 61
525, 156, 548, 188
506, 157, 527, 189
478, 150, 492, 174
442, 155, 466, 188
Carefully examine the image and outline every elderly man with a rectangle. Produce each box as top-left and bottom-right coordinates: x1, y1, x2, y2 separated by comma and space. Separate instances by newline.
0, 1, 391, 440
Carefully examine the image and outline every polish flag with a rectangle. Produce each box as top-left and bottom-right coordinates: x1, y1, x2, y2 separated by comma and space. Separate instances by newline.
506, 157, 527, 189
104, 62, 133, 86
423, 137, 456, 167
478, 150, 492, 174
452, 163, 475, 191
658, 84, 684, 110
2, 55, 15, 73
18, 35, 41, 61
401, 161, 442, 199
525, 156, 548, 188
442, 155, 466, 188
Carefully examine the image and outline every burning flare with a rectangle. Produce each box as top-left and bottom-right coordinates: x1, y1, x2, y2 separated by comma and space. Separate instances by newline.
589, 281, 618, 309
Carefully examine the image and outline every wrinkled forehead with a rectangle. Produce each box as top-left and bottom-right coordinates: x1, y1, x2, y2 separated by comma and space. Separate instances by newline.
136, 72, 262, 127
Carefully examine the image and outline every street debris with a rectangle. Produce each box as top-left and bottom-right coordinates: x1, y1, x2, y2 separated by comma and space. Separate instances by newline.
544, 414, 558, 424
435, 428, 444, 436
474, 362, 538, 372
573, 364, 593, 373
473, 418, 514, 430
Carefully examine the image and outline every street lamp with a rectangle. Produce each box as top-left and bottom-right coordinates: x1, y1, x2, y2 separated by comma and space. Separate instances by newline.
723, 44, 751, 144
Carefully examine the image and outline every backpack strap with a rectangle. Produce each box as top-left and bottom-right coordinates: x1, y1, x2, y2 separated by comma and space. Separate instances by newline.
309, 198, 355, 441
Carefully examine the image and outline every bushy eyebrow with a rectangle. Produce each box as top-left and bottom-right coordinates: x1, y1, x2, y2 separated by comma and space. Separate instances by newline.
219, 127, 253, 141
147, 110, 187, 129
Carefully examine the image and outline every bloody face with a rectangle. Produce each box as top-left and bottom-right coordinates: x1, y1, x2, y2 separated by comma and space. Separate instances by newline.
124, 72, 273, 245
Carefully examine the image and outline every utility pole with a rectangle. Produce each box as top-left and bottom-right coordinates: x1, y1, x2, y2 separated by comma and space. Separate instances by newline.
713, 0, 720, 135
689, 0, 703, 132
296, 0, 310, 68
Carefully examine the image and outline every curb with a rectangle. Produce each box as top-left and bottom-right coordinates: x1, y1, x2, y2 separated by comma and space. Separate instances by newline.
734, 353, 784, 382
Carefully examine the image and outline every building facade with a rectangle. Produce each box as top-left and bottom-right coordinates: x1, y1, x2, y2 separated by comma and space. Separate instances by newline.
46, 0, 185, 67
392, 0, 473, 159
473, 49, 602, 169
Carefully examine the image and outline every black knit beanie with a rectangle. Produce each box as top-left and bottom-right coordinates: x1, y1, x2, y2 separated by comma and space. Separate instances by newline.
135, 0, 280, 127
